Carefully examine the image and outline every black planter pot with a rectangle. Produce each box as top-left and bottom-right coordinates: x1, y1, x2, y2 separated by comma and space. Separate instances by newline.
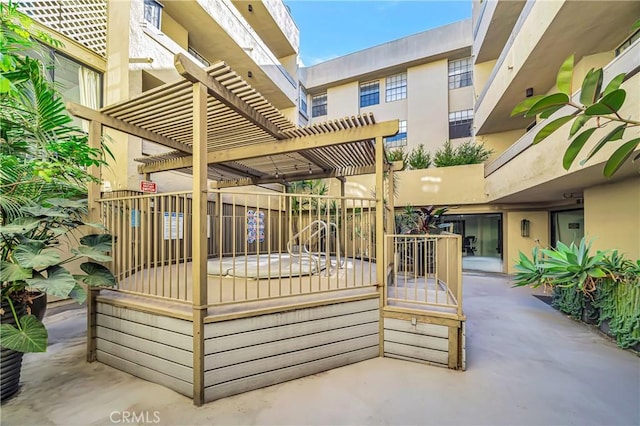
1, 300, 25, 402
28, 292, 47, 321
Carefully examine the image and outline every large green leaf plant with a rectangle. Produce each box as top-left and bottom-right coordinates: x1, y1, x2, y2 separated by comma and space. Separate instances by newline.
0, 2, 115, 353
512, 41, 640, 177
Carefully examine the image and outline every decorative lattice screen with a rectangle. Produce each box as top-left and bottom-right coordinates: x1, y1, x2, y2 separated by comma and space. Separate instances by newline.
18, 1, 107, 58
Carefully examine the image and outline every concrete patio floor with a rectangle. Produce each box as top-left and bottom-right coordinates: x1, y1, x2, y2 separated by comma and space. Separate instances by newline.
1, 272, 639, 426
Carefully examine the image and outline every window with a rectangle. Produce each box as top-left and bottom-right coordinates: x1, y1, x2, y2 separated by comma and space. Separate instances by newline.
449, 110, 473, 139
386, 72, 407, 102
359, 80, 379, 107
299, 84, 308, 117
311, 93, 327, 117
144, 0, 163, 29
188, 46, 209, 67
616, 28, 640, 56
448, 57, 472, 89
384, 120, 407, 148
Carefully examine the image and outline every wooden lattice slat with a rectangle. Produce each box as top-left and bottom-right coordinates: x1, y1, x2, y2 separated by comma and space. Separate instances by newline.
18, 0, 107, 57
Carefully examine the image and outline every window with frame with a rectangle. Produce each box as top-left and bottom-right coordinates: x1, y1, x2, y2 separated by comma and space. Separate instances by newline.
384, 120, 407, 148
448, 110, 473, 139
359, 80, 379, 107
386, 72, 407, 102
188, 46, 209, 67
299, 84, 308, 117
144, 0, 163, 29
448, 57, 472, 89
311, 93, 327, 117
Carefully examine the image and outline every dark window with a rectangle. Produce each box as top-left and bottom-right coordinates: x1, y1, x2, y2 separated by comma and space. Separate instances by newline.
188, 46, 209, 67
448, 57, 472, 89
448, 110, 473, 139
311, 93, 327, 117
359, 80, 379, 107
384, 120, 407, 148
299, 84, 308, 117
144, 0, 163, 29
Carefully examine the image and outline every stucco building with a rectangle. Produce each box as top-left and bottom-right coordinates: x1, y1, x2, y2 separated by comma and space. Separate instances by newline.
15, 0, 640, 274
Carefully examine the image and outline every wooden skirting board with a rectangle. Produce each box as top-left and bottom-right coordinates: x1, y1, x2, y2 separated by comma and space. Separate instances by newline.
93, 292, 466, 404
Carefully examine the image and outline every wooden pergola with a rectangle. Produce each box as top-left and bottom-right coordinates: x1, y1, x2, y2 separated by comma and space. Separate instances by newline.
69, 53, 399, 405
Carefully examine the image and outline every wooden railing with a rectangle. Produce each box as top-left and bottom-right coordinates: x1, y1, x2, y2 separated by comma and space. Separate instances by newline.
98, 190, 379, 305
384, 234, 462, 317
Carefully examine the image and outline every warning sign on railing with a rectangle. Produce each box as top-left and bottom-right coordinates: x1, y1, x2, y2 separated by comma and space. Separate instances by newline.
140, 180, 157, 193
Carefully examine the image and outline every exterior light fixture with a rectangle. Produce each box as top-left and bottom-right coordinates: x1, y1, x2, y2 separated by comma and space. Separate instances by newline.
247, 71, 253, 78
308, 163, 313, 174
520, 219, 530, 238
248, 4, 253, 12
526, 87, 534, 97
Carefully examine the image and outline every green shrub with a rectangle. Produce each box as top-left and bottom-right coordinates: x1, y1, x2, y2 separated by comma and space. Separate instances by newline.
407, 144, 431, 169
433, 140, 493, 167
387, 148, 407, 165
513, 239, 640, 349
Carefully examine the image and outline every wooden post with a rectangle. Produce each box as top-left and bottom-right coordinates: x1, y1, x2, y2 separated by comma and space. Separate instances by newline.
386, 167, 395, 266
87, 120, 102, 362
191, 82, 208, 406
339, 178, 346, 261
375, 136, 385, 357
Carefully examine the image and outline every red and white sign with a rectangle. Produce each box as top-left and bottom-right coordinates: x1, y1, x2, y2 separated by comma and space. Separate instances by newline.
139, 180, 157, 193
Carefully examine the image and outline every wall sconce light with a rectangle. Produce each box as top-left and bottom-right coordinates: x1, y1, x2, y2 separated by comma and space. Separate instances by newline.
521, 219, 530, 238
526, 87, 534, 98
247, 71, 253, 78
248, 4, 253, 12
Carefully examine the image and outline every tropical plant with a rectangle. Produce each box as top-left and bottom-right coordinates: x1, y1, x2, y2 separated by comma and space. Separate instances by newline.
513, 237, 639, 349
433, 140, 493, 167
511, 38, 640, 177
395, 205, 448, 234
513, 239, 607, 293
407, 144, 431, 169
0, 1, 115, 353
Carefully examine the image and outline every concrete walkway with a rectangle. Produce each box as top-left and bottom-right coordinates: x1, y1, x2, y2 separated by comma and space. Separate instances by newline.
2, 273, 638, 426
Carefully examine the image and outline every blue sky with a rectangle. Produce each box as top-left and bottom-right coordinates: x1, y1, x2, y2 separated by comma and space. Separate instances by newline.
286, 1, 472, 66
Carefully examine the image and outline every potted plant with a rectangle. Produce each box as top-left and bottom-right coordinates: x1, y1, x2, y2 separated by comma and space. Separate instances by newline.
0, 2, 116, 401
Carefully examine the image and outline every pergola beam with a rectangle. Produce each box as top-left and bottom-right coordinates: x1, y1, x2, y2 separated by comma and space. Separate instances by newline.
67, 102, 193, 154
212, 164, 393, 189
138, 120, 399, 174
174, 53, 284, 140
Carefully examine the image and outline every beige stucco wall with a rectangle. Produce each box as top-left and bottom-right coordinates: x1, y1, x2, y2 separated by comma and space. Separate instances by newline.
475, 128, 526, 160
449, 85, 474, 113
161, 13, 188, 50
408, 60, 449, 153
505, 211, 549, 274
584, 177, 640, 260
473, 59, 496, 98
325, 82, 358, 120
328, 165, 487, 207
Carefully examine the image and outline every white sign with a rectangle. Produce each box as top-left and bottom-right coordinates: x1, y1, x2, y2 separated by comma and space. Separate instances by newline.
163, 212, 184, 240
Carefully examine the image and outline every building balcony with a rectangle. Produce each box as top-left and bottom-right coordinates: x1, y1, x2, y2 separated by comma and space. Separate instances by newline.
472, 0, 525, 65
159, 0, 297, 109
483, 40, 640, 204
474, 0, 639, 136
230, 0, 300, 58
